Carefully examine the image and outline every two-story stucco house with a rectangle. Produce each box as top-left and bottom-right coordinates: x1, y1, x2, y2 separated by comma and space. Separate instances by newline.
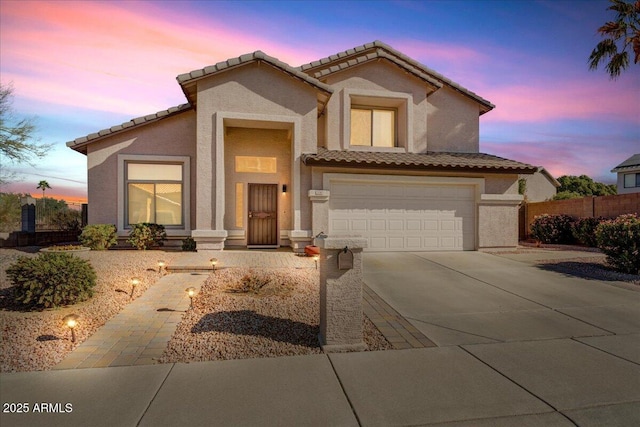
67, 41, 537, 252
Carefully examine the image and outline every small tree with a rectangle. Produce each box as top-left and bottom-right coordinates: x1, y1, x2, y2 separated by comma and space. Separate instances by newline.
0, 83, 51, 184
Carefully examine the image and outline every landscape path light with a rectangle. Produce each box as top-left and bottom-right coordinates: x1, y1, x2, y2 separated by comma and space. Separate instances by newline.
185, 287, 196, 308
62, 314, 79, 343
209, 258, 218, 273
313, 254, 320, 270
130, 277, 141, 299
158, 260, 166, 274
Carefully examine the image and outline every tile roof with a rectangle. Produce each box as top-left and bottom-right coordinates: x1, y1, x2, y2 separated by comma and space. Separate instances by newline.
177, 50, 333, 107
302, 147, 537, 173
298, 41, 495, 114
66, 104, 192, 153
611, 153, 640, 172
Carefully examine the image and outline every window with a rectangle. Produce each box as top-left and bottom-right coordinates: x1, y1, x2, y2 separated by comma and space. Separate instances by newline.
126, 163, 183, 226
624, 173, 640, 188
235, 156, 277, 173
350, 107, 396, 147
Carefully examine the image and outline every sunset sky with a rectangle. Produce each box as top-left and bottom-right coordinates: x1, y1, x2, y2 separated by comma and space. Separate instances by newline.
1, 0, 638, 203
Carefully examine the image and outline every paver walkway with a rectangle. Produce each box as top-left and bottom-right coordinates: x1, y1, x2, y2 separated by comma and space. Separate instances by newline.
54, 273, 208, 369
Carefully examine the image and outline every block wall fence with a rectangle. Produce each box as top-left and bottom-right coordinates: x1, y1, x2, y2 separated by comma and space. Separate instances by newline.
520, 193, 640, 239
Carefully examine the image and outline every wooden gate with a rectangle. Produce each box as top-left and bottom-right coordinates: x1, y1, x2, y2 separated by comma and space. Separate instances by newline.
247, 183, 278, 248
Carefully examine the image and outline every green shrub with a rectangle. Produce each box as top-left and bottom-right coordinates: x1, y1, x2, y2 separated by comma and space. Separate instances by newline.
530, 214, 575, 244
51, 209, 82, 231
596, 214, 640, 275
182, 236, 196, 252
6, 252, 96, 309
80, 224, 117, 250
572, 217, 604, 247
127, 223, 167, 250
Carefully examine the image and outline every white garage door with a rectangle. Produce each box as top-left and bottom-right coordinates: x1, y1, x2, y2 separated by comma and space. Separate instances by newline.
329, 180, 476, 251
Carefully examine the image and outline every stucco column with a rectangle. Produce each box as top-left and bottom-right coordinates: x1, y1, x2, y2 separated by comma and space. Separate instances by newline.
317, 236, 367, 352
477, 194, 523, 248
308, 190, 330, 238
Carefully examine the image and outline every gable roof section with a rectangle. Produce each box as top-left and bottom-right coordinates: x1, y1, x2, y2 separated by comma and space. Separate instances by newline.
298, 41, 494, 115
611, 153, 640, 172
177, 50, 333, 111
66, 104, 192, 154
302, 147, 537, 173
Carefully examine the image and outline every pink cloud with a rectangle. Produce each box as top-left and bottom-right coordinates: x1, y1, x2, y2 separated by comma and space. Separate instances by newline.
0, 1, 320, 116
481, 78, 640, 123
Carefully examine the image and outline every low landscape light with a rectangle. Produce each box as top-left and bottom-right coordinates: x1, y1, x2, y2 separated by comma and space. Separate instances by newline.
313, 254, 320, 269
62, 314, 79, 343
158, 260, 166, 273
130, 277, 141, 299
209, 258, 218, 272
185, 287, 196, 308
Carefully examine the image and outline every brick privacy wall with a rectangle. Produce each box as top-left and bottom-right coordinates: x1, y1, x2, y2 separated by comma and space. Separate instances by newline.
522, 193, 640, 239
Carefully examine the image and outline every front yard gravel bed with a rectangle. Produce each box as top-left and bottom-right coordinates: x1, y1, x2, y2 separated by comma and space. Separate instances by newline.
160, 268, 390, 364
0, 249, 176, 372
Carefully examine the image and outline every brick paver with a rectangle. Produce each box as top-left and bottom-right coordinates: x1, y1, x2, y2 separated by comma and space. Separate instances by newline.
54, 273, 208, 370
362, 284, 437, 349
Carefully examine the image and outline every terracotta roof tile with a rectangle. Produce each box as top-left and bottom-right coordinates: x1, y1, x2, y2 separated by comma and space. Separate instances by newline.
302, 147, 537, 173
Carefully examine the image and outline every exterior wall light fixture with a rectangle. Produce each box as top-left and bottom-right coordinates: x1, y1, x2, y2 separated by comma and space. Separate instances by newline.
282, 184, 287, 194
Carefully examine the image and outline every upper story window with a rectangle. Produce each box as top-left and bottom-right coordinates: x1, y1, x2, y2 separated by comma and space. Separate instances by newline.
350, 107, 396, 148
126, 163, 183, 227
624, 173, 640, 188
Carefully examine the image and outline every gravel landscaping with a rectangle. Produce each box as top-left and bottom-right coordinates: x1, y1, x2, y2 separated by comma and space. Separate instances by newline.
160, 268, 391, 364
0, 248, 177, 372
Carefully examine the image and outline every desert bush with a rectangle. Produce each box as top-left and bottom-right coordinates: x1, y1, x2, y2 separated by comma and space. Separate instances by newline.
128, 223, 167, 250
530, 214, 575, 244
80, 224, 117, 250
182, 236, 197, 252
572, 217, 605, 247
51, 209, 82, 231
596, 214, 640, 275
6, 252, 96, 309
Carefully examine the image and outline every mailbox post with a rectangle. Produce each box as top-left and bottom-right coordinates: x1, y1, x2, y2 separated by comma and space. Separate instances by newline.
317, 236, 367, 352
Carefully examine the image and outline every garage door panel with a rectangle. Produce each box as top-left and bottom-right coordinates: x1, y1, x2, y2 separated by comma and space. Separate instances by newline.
329, 181, 476, 252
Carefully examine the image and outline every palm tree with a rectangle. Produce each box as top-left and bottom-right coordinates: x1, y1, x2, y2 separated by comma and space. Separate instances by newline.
37, 180, 51, 200
588, 0, 640, 79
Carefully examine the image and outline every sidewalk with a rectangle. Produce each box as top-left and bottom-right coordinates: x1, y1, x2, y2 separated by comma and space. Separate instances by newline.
3, 341, 638, 426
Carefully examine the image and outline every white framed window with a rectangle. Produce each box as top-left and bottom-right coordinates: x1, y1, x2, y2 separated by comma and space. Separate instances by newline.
343, 89, 412, 152
117, 155, 190, 234
126, 163, 183, 226
624, 173, 640, 188
350, 107, 396, 147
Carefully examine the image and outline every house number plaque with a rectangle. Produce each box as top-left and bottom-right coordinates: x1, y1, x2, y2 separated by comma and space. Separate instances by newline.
338, 247, 354, 270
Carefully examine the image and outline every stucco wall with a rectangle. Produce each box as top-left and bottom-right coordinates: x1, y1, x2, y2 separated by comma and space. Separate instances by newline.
86, 110, 196, 230
427, 87, 480, 153
521, 171, 557, 202
194, 63, 318, 233
616, 169, 640, 194
485, 174, 519, 195
223, 127, 292, 245
321, 60, 429, 152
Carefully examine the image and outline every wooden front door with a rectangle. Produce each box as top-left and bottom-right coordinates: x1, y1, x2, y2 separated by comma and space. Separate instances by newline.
247, 183, 278, 248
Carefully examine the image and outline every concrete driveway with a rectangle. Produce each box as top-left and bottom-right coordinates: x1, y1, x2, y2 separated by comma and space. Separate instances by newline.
363, 251, 640, 346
